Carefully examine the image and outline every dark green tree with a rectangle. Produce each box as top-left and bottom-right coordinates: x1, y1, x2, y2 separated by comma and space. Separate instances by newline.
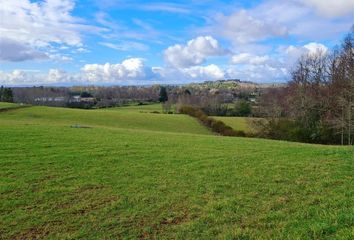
234, 100, 251, 116
0, 86, 3, 100
159, 86, 168, 103
80, 91, 93, 98
0, 86, 13, 103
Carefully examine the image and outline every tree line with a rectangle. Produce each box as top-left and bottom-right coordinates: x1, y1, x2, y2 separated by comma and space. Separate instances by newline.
258, 27, 354, 145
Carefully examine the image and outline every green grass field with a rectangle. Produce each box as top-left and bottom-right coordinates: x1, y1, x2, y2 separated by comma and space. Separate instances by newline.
0, 104, 353, 239
0, 102, 19, 110
212, 116, 262, 133
115, 103, 166, 112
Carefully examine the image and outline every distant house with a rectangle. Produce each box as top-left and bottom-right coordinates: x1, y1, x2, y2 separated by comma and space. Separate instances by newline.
54, 97, 65, 102
81, 97, 96, 103
69, 96, 96, 103
70, 96, 81, 103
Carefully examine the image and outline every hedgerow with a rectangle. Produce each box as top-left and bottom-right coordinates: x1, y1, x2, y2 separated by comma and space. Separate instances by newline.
178, 105, 246, 137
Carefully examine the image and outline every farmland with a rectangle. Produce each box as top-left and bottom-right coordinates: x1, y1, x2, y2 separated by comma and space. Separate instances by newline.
0, 104, 353, 239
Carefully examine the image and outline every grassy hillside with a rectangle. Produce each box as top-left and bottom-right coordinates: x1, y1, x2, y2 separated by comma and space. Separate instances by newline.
0, 105, 209, 135
0, 105, 353, 239
0, 102, 19, 110
212, 116, 261, 133
115, 103, 166, 112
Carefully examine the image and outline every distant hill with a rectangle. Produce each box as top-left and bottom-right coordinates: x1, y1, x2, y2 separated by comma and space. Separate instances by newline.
185, 79, 285, 90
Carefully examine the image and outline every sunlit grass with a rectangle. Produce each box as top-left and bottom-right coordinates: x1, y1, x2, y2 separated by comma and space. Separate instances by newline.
0, 105, 352, 239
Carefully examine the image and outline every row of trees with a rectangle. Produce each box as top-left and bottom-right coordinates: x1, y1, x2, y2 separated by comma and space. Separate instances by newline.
163, 86, 255, 116
259, 27, 354, 145
10, 86, 161, 108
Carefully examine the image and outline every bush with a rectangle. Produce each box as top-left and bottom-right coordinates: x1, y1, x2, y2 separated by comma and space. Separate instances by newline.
252, 118, 339, 144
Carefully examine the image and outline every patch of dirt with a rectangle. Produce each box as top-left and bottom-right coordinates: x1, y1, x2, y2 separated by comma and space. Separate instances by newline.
71, 196, 119, 215
12, 227, 50, 240
139, 211, 190, 239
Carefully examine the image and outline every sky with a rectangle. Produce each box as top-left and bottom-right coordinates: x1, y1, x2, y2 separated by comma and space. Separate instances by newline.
0, 0, 353, 86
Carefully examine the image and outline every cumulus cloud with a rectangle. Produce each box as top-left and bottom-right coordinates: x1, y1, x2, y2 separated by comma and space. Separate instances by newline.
0, 61, 227, 86
0, 69, 76, 86
164, 36, 227, 68
0, 58, 158, 85
0, 0, 102, 62
0, 70, 30, 85
283, 42, 328, 65
81, 58, 156, 83
227, 41, 329, 82
153, 64, 225, 82
181, 64, 225, 80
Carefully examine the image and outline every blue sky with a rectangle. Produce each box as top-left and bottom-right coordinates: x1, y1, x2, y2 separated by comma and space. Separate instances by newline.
0, 0, 353, 86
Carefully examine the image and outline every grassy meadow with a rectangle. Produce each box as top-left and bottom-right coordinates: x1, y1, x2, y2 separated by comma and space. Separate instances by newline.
0, 103, 353, 239
212, 116, 256, 134
0, 102, 20, 110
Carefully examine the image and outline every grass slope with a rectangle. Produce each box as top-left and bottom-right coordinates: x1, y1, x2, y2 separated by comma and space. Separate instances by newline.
0, 102, 19, 110
0, 105, 210, 135
0, 105, 353, 239
212, 116, 260, 133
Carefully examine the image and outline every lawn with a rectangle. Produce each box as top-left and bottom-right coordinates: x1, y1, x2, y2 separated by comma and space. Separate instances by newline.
0, 105, 353, 239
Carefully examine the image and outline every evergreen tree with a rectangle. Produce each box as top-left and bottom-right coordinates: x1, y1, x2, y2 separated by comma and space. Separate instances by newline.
0, 86, 3, 101
159, 86, 168, 103
0, 86, 13, 102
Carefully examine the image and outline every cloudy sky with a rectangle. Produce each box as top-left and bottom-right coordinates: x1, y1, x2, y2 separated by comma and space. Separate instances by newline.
0, 0, 353, 86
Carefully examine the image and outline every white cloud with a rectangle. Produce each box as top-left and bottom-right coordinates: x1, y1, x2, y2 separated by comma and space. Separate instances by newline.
284, 42, 328, 64
0, 0, 102, 62
0, 62, 227, 86
231, 53, 270, 65
302, 42, 328, 55
181, 64, 225, 80
76, 48, 91, 53
153, 64, 225, 82
47, 69, 72, 83
0, 69, 75, 85
227, 41, 329, 82
204, 10, 288, 45
300, 0, 354, 18
81, 58, 156, 83
164, 36, 227, 68
226, 65, 288, 83
0, 70, 29, 85
0, 58, 158, 85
